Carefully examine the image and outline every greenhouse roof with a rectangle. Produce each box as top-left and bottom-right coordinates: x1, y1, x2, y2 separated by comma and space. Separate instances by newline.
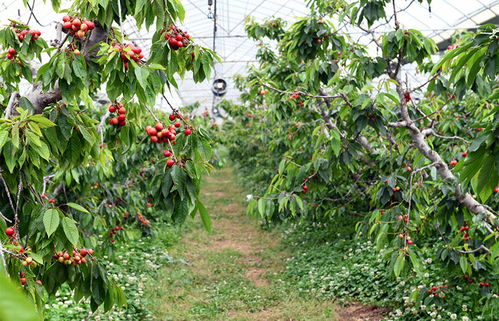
1, 0, 498, 110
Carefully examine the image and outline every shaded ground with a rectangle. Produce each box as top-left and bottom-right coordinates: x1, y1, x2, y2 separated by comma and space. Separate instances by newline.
147, 168, 386, 321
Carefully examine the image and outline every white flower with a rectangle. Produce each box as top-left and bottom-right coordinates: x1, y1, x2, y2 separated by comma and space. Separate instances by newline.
462, 305, 467, 312
462, 317, 469, 321
450, 314, 457, 320
246, 194, 253, 201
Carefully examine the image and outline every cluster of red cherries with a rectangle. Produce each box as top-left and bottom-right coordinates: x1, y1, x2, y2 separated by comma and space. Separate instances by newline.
5, 48, 16, 60
111, 43, 144, 70
109, 223, 125, 243
397, 214, 409, 223
136, 212, 151, 227
18, 272, 41, 286
14, 28, 41, 42
163, 25, 191, 50
460, 224, 471, 241
404, 92, 411, 103
41, 193, 57, 204
108, 102, 127, 127
426, 284, 449, 297
62, 15, 95, 39
53, 248, 93, 265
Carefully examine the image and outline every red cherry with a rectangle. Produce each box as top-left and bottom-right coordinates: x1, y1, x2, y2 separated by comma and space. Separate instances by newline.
163, 150, 172, 157
75, 30, 85, 38
79, 249, 88, 257
88, 249, 94, 255
132, 47, 142, 54
117, 114, 126, 122
166, 159, 175, 167
177, 41, 184, 48
407, 240, 413, 245
176, 34, 183, 41
49, 199, 56, 204
169, 114, 176, 121
8, 48, 16, 55
110, 117, 119, 125
461, 152, 467, 157
168, 38, 178, 47
406, 166, 412, 172
494, 186, 499, 193
5, 227, 15, 236
485, 282, 490, 287
85, 20, 95, 30
449, 160, 458, 167
150, 136, 159, 143
184, 128, 192, 135
72, 18, 81, 27
62, 15, 71, 22
174, 121, 181, 128
155, 123, 164, 131
109, 105, 117, 113
6, 53, 14, 60
148, 128, 157, 136
118, 107, 126, 115
146, 203, 153, 207
20, 277, 27, 285
80, 23, 88, 31
476, 128, 483, 132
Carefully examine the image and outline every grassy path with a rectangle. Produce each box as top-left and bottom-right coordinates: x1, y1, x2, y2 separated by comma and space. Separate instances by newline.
147, 168, 336, 321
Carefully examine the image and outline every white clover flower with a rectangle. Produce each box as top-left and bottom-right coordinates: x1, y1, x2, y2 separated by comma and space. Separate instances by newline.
450, 314, 457, 320
462, 317, 469, 321
462, 305, 467, 312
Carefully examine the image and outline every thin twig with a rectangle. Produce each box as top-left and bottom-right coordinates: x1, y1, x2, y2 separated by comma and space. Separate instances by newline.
409, 71, 441, 93
456, 245, 490, 254
431, 132, 470, 144
14, 175, 23, 232
0, 210, 12, 223
261, 82, 342, 100
0, 170, 16, 214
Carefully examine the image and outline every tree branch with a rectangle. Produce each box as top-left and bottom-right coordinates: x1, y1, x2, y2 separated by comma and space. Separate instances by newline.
4, 92, 20, 119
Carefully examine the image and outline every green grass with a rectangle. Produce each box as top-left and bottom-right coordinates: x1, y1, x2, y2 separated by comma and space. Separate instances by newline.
146, 168, 336, 321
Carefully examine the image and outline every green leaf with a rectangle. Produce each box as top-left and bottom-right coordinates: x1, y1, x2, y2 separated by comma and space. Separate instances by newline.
257, 198, 266, 217
408, 248, 423, 276
29, 115, 56, 127
459, 256, 469, 274
394, 253, 406, 277
62, 217, 79, 245
0, 274, 41, 321
43, 209, 60, 237
0, 131, 9, 151
67, 202, 90, 214
196, 199, 212, 232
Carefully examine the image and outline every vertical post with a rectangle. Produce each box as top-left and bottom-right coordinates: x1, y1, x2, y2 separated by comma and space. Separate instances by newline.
211, 0, 218, 120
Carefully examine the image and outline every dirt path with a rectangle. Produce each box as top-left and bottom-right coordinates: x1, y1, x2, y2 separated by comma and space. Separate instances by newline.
147, 168, 385, 321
